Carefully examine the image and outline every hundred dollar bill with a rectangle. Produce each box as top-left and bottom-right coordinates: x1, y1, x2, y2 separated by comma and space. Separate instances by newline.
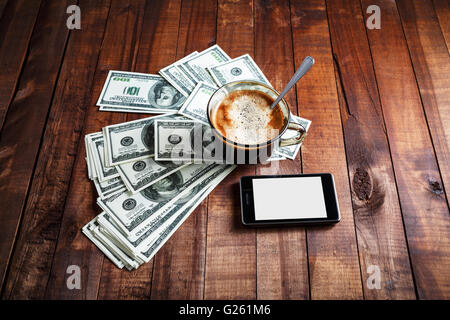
86, 157, 93, 179
274, 115, 311, 160
178, 82, 217, 125
96, 71, 186, 113
103, 113, 186, 166
97, 163, 220, 237
155, 119, 217, 162
97, 163, 222, 243
96, 164, 235, 261
82, 219, 126, 269
138, 165, 234, 262
179, 45, 231, 86
85, 134, 98, 180
265, 142, 286, 161
267, 152, 286, 161
95, 186, 210, 261
207, 54, 271, 86
98, 105, 175, 114
89, 221, 140, 270
87, 132, 119, 182
117, 157, 190, 194
93, 176, 126, 199
159, 51, 198, 97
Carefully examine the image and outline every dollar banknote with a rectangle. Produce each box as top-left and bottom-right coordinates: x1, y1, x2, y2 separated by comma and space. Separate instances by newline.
94, 186, 207, 266
89, 220, 141, 270
93, 164, 235, 265
154, 119, 219, 162
82, 219, 127, 270
178, 82, 217, 125
274, 115, 312, 160
178, 44, 231, 86
85, 134, 98, 180
86, 157, 92, 179
93, 176, 126, 199
99, 105, 164, 113
96, 71, 186, 113
86, 132, 120, 182
117, 157, 189, 194
138, 165, 234, 262
207, 54, 271, 86
267, 152, 286, 161
103, 113, 186, 166
97, 163, 220, 238
154, 119, 204, 162
159, 51, 198, 97
97, 163, 225, 246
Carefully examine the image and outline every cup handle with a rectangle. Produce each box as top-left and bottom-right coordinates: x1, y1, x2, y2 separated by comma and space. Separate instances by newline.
279, 122, 307, 147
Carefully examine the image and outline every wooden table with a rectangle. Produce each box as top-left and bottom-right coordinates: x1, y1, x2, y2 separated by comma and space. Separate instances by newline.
0, 0, 449, 300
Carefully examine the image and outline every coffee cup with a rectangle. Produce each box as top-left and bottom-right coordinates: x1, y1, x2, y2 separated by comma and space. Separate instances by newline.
206, 80, 306, 164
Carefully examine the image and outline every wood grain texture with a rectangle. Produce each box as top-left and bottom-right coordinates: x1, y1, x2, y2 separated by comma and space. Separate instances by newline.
44, 0, 145, 299
133, 0, 182, 74
327, 0, 415, 299
396, 0, 450, 203
0, 0, 41, 130
97, 0, 182, 300
363, 0, 450, 299
0, 0, 71, 290
149, 0, 217, 300
0, 0, 447, 300
204, 0, 257, 300
432, 0, 450, 52
290, 0, 363, 299
254, 0, 309, 300
1, 0, 111, 300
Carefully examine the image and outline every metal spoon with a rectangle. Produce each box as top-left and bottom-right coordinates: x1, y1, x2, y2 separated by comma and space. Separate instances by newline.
270, 56, 315, 110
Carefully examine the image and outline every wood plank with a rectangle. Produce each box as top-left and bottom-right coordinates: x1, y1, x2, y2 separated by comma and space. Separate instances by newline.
44, 0, 146, 299
361, 0, 450, 299
334, 67, 415, 299
133, 0, 182, 74
2, 0, 111, 299
326, 0, 416, 299
432, 0, 450, 52
97, 0, 182, 300
0, 0, 41, 130
254, 0, 309, 300
149, 0, 218, 300
396, 0, 450, 204
0, 0, 72, 290
290, 0, 363, 299
203, 0, 257, 299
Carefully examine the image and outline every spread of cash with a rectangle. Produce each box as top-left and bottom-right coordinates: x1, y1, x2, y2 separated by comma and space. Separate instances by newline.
84, 45, 311, 270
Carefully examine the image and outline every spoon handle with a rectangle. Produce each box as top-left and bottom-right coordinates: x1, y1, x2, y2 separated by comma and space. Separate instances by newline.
270, 56, 315, 109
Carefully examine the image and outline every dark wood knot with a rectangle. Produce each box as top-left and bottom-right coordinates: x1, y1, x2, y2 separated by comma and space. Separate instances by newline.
353, 167, 372, 201
428, 178, 443, 195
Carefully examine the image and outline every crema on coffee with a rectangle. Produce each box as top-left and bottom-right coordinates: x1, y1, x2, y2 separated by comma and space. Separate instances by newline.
212, 90, 285, 145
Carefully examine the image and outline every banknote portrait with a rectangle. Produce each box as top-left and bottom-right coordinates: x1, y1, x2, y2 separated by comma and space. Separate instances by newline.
149, 80, 185, 110
141, 171, 199, 204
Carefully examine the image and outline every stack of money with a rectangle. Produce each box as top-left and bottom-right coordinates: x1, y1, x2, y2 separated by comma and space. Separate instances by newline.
84, 112, 236, 270
83, 45, 311, 270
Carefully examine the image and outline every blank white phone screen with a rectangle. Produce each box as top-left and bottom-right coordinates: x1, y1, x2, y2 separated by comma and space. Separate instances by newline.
252, 177, 327, 220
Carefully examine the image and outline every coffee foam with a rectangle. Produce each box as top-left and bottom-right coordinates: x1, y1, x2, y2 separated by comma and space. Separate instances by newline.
214, 90, 283, 145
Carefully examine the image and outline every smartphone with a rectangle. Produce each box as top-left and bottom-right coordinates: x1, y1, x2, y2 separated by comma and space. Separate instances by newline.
240, 173, 340, 226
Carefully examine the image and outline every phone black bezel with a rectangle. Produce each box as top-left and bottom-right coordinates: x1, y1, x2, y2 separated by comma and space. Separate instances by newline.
240, 173, 341, 226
